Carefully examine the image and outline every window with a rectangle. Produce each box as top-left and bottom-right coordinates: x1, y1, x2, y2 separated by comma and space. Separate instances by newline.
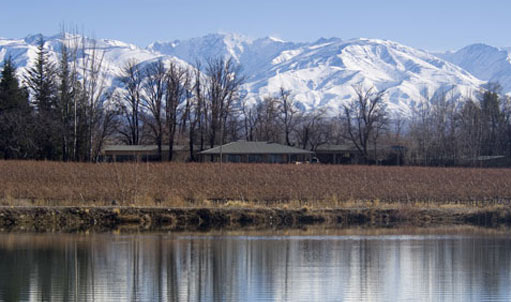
227, 154, 241, 163
269, 154, 283, 163
248, 154, 263, 163
142, 154, 160, 162
116, 155, 137, 162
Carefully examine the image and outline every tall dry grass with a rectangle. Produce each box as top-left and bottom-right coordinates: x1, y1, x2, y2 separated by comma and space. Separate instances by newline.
0, 161, 510, 207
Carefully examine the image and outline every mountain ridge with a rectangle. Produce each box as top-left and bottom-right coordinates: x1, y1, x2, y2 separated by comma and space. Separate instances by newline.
1, 32, 509, 116
436, 43, 511, 93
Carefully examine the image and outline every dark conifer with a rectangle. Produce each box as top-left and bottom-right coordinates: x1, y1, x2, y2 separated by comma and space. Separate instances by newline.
0, 57, 34, 159
24, 36, 60, 160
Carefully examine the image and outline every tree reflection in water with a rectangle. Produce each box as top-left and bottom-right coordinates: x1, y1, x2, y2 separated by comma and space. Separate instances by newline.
0, 230, 510, 301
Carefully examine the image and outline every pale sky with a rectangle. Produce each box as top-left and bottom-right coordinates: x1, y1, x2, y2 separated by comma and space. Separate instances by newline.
1, 0, 510, 51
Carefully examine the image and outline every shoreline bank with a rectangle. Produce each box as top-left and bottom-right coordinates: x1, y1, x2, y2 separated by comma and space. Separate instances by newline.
0, 206, 510, 233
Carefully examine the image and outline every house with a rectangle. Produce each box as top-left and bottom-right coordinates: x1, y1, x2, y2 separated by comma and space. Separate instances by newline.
315, 144, 356, 164
100, 145, 198, 162
101, 141, 405, 165
198, 141, 314, 163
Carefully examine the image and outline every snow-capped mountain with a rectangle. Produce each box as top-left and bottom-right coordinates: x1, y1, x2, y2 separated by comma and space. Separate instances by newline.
1, 32, 506, 116
149, 33, 484, 114
437, 44, 511, 93
147, 33, 303, 77
0, 33, 191, 91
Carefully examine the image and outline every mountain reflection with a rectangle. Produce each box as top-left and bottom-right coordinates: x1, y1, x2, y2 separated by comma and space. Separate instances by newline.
0, 232, 510, 301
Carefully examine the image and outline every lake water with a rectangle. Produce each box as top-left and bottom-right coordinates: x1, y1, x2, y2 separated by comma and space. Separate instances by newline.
0, 229, 511, 301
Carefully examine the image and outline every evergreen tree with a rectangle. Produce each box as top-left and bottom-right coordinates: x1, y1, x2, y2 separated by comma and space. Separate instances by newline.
24, 37, 60, 160
0, 57, 34, 159
0, 57, 29, 112
25, 37, 57, 112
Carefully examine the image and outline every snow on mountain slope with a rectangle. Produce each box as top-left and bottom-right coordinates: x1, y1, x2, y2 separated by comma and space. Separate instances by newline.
151, 34, 483, 115
0, 33, 190, 91
437, 44, 511, 93
0, 33, 488, 116
148, 33, 249, 64
147, 33, 304, 77
245, 38, 483, 114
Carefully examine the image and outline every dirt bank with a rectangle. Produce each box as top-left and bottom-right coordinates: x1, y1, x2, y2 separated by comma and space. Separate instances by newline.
0, 206, 510, 233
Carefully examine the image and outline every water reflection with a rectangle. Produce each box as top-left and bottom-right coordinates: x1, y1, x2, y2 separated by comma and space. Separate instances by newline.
0, 231, 511, 301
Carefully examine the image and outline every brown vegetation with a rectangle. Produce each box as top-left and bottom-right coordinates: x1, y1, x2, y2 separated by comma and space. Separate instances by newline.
1, 161, 511, 207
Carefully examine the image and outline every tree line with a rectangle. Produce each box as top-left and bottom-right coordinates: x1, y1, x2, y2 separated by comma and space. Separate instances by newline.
1, 35, 510, 166
0, 35, 119, 162
406, 83, 511, 166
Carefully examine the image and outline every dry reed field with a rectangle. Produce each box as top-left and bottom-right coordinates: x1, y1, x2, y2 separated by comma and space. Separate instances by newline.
1, 161, 510, 207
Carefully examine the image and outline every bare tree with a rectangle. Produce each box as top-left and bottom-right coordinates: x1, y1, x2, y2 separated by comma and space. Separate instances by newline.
502, 95, 511, 158
193, 60, 206, 151
408, 88, 460, 166
343, 85, 388, 163
204, 57, 244, 148
81, 37, 116, 162
165, 62, 189, 161
296, 109, 328, 150
309, 111, 334, 151
458, 98, 483, 164
241, 98, 259, 141
277, 87, 298, 146
186, 61, 206, 161
254, 96, 280, 142
142, 60, 167, 160
57, 27, 84, 161
479, 83, 506, 156
116, 60, 143, 145
408, 91, 433, 165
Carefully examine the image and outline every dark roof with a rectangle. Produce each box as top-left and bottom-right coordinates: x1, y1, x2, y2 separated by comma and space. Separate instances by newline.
199, 141, 313, 155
